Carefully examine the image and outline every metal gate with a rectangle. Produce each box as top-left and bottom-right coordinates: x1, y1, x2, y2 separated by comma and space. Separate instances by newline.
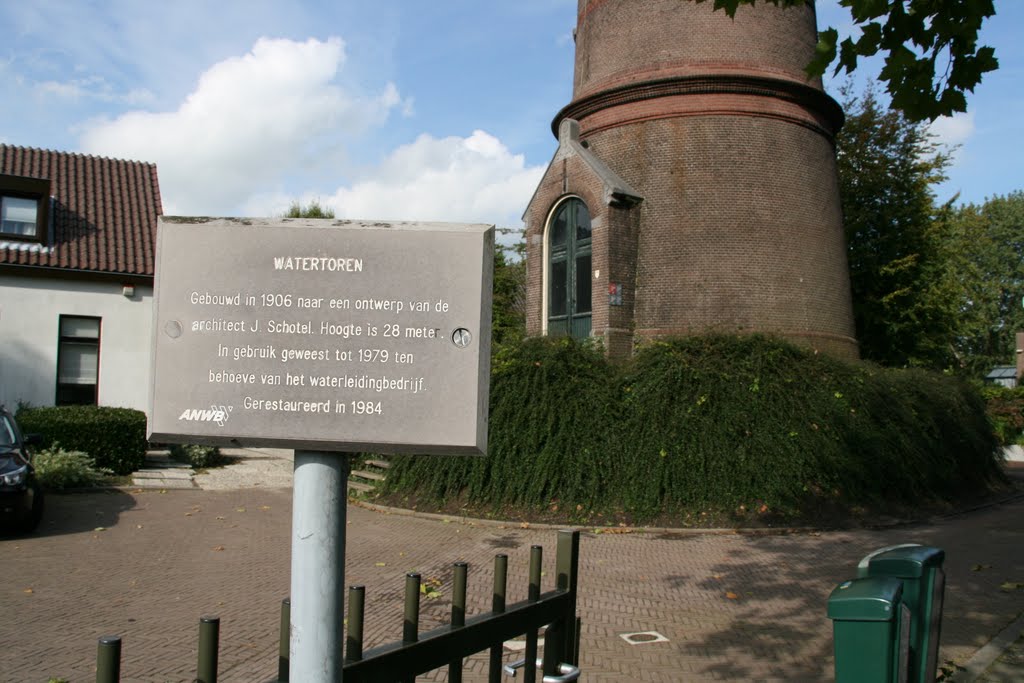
93, 529, 581, 683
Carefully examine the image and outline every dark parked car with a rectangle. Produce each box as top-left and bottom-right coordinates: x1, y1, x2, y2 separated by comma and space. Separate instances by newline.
0, 406, 43, 534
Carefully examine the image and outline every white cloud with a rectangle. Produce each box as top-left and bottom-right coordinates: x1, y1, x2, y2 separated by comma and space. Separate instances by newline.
74, 35, 542, 238
928, 112, 976, 174
929, 111, 976, 148
78, 37, 404, 215
321, 130, 544, 230
36, 76, 155, 106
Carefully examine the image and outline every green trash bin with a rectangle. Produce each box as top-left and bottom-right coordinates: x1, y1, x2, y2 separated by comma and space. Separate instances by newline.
860, 546, 945, 683
828, 576, 911, 683
857, 544, 924, 579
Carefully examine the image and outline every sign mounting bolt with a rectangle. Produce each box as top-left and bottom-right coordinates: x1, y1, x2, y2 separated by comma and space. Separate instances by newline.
452, 328, 472, 348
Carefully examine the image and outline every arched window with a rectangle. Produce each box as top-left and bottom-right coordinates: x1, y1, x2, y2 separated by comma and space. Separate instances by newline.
547, 198, 592, 339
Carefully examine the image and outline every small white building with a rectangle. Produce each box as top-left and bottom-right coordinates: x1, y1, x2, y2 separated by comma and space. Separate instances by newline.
985, 366, 1018, 389
0, 145, 162, 413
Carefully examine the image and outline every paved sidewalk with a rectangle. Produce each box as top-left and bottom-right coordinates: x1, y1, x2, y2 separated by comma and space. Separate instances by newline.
950, 612, 1024, 682
129, 448, 295, 491
130, 451, 196, 490
978, 634, 1024, 681
3, 470, 1024, 682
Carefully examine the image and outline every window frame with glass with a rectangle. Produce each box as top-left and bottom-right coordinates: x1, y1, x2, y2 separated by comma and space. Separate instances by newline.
547, 197, 592, 339
0, 175, 50, 243
56, 315, 101, 406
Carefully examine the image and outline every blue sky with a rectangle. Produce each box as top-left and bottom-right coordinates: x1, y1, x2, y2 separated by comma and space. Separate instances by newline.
1, 1, 1020, 232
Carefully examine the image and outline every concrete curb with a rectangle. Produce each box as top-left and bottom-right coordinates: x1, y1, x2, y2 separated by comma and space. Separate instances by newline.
946, 611, 1024, 682
353, 498, 856, 536
351, 483, 1024, 537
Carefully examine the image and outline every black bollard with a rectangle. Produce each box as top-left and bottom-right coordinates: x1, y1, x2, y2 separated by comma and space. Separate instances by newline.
196, 616, 220, 683
96, 635, 122, 683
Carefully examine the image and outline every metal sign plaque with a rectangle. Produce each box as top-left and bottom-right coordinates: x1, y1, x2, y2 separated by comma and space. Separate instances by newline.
149, 217, 492, 455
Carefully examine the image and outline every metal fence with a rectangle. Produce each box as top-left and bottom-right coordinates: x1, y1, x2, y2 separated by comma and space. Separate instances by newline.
93, 529, 581, 683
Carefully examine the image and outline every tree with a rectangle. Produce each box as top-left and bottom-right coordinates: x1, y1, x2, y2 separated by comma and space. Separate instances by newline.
703, 0, 999, 122
949, 192, 1024, 371
491, 229, 526, 351
284, 199, 335, 218
836, 85, 959, 368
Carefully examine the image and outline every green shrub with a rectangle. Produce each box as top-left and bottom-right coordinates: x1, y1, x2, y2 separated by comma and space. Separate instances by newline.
980, 384, 1024, 446
33, 445, 112, 489
380, 334, 1004, 521
169, 443, 223, 469
383, 336, 617, 510
17, 406, 147, 475
618, 337, 1002, 514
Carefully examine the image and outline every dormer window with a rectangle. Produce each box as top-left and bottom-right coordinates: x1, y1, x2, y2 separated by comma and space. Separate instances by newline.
0, 174, 50, 243
1, 196, 39, 236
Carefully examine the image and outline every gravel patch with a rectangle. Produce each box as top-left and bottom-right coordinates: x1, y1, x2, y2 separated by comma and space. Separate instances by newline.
194, 447, 294, 490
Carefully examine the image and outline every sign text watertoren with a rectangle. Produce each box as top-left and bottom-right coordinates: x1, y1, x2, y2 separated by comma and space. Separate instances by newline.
148, 217, 492, 455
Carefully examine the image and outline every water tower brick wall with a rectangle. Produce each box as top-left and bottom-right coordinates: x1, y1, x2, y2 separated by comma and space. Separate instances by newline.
574, 0, 822, 99
584, 114, 855, 350
526, 0, 859, 359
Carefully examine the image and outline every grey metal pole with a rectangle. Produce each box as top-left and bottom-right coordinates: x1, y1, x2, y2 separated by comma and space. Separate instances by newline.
290, 450, 350, 682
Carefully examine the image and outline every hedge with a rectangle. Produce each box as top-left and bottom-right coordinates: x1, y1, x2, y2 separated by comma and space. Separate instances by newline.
380, 335, 1004, 521
17, 405, 147, 475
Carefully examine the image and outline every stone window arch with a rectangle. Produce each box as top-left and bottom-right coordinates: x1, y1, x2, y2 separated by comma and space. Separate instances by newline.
546, 197, 592, 339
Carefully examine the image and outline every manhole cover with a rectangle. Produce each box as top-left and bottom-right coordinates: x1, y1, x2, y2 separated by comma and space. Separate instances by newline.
619, 631, 669, 646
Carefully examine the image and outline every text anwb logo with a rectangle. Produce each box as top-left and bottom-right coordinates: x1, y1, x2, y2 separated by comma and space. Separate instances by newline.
177, 405, 232, 427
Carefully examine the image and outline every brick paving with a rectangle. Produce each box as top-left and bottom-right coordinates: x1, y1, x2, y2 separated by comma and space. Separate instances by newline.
3, 479, 1024, 682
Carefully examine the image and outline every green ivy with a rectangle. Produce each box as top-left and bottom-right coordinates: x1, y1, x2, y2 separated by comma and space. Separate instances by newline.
380, 335, 1003, 521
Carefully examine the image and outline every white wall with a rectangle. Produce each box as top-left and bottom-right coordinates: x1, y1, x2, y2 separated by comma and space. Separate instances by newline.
0, 274, 153, 414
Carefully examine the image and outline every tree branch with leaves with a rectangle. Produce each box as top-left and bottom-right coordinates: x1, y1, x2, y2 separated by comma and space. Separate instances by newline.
700, 0, 999, 121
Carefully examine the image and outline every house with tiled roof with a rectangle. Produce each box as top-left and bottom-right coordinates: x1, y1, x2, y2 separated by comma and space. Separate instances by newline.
0, 144, 162, 412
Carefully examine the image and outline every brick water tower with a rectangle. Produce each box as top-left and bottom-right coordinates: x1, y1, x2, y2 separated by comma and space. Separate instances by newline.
523, 0, 858, 359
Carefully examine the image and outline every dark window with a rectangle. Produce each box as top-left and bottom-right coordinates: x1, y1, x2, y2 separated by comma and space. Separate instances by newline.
56, 316, 100, 406
0, 175, 50, 243
551, 208, 568, 248
550, 259, 568, 317
575, 252, 592, 314
547, 198, 592, 339
576, 209, 592, 241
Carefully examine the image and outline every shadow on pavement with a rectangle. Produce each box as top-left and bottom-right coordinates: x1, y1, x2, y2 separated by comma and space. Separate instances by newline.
27, 488, 139, 538
684, 537, 842, 680
647, 494, 1024, 681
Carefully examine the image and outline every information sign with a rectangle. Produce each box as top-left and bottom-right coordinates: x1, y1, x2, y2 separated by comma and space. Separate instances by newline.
148, 217, 492, 455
